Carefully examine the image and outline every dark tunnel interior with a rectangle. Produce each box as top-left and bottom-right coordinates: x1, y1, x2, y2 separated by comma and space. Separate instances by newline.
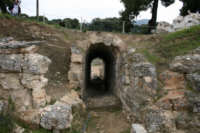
84, 44, 116, 97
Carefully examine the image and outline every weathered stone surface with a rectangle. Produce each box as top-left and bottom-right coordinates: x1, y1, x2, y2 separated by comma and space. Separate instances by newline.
173, 12, 200, 31
0, 39, 42, 49
40, 103, 73, 130
88, 33, 126, 51
21, 74, 48, 90
156, 12, 200, 33
157, 90, 188, 111
186, 73, 200, 91
128, 53, 147, 63
71, 53, 82, 63
131, 124, 147, 133
156, 21, 174, 33
18, 109, 41, 127
14, 124, 25, 133
59, 90, 83, 108
11, 89, 32, 112
23, 54, 51, 74
175, 112, 200, 133
0, 100, 5, 114
159, 70, 186, 90
191, 47, 200, 55
0, 45, 39, 54
185, 91, 200, 113
32, 89, 47, 108
120, 53, 157, 119
0, 54, 23, 72
86, 95, 121, 109
144, 109, 176, 133
0, 73, 23, 90
170, 54, 200, 73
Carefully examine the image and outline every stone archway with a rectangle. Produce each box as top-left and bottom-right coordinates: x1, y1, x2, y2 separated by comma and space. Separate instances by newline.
67, 33, 126, 108
84, 43, 117, 98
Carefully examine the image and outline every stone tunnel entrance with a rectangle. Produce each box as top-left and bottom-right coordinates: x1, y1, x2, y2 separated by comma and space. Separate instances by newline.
84, 43, 117, 98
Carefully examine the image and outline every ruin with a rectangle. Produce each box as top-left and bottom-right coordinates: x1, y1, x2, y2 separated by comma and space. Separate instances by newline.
67, 33, 125, 107
84, 44, 117, 97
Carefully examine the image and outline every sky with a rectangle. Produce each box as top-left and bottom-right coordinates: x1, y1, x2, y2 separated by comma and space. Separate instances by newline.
21, 0, 183, 24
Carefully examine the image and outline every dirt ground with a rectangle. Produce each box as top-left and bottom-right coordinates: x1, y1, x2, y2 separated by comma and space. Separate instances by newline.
87, 109, 130, 133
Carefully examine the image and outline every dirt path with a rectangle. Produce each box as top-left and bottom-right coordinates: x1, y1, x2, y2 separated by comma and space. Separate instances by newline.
85, 109, 130, 133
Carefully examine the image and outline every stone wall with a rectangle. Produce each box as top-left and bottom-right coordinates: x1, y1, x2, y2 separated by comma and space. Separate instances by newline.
68, 33, 126, 100
0, 37, 51, 125
122, 47, 200, 133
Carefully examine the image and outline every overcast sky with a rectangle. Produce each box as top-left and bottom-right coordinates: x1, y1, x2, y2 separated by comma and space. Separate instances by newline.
21, 0, 183, 23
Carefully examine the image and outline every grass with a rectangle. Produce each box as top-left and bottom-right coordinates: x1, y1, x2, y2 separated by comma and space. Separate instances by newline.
140, 49, 163, 65
156, 25, 200, 60
120, 128, 131, 133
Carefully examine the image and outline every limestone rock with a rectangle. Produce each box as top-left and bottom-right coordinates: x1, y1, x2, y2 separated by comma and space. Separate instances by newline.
40, 103, 73, 130
71, 53, 82, 63
170, 54, 200, 73
59, 90, 83, 108
131, 124, 147, 133
156, 22, 174, 33
0, 39, 42, 49
192, 47, 200, 55
173, 12, 200, 31
185, 91, 200, 113
21, 74, 48, 90
0, 54, 23, 72
23, 54, 51, 74
14, 124, 25, 133
144, 109, 176, 133
156, 12, 200, 33
32, 89, 47, 108
186, 73, 200, 91
88, 33, 125, 51
159, 70, 186, 90
120, 53, 157, 119
0, 73, 23, 90
18, 109, 41, 127
11, 89, 32, 112
175, 112, 200, 133
157, 90, 188, 111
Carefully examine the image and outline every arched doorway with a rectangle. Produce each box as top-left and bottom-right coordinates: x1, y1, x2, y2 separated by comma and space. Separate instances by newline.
84, 43, 116, 98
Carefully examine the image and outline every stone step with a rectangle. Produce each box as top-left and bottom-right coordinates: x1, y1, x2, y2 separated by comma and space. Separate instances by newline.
85, 95, 121, 109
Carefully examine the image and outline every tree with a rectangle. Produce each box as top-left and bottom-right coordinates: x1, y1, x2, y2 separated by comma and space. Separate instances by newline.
120, 0, 175, 33
120, 0, 152, 32
180, 0, 200, 16
88, 17, 122, 32
0, 0, 14, 13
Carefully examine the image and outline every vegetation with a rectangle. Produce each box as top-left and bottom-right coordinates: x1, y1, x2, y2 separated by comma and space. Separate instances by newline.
87, 17, 122, 32
0, 114, 15, 133
180, 0, 200, 16
120, 0, 175, 32
156, 25, 200, 59
0, 0, 15, 13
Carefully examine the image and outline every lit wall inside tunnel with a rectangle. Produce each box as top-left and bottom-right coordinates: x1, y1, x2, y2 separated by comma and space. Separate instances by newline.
84, 44, 117, 98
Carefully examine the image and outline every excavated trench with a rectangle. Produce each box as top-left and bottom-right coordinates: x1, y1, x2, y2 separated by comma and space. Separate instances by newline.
84, 43, 116, 98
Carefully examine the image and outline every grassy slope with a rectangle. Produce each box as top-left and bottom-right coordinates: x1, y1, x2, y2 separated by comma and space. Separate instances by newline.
132, 25, 200, 72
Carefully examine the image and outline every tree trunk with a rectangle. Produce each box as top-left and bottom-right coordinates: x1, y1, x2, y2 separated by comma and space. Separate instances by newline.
148, 0, 159, 33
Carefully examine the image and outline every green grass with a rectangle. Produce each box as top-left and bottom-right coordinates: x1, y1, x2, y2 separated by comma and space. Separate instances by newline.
140, 49, 163, 64
156, 25, 200, 60
120, 128, 131, 133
